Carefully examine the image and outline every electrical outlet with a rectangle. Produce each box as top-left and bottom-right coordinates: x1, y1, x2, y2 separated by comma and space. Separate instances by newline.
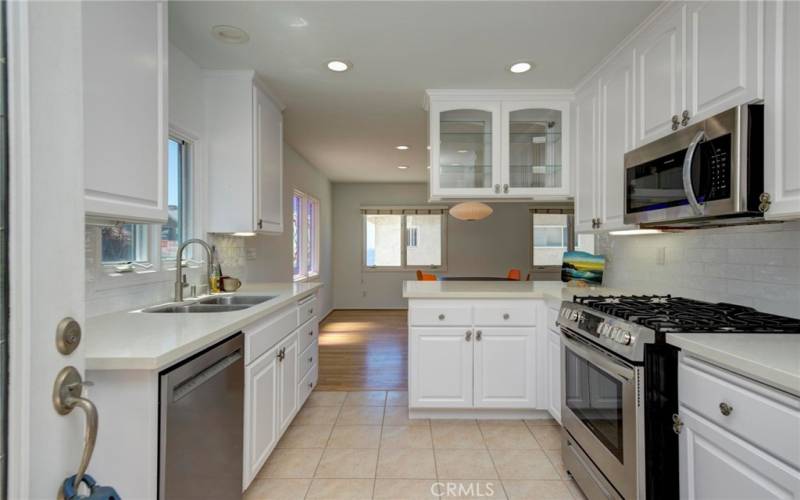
246, 248, 257, 260
656, 246, 666, 265
362, 291, 367, 298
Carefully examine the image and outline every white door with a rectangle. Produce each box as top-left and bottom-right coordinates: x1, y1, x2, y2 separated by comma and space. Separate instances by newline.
764, 0, 800, 219
409, 328, 473, 408
574, 85, 599, 233
636, 4, 685, 146
685, 0, 763, 126
679, 408, 800, 498
255, 85, 283, 233
599, 52, 636, 232
429, 101, 502, 199
7, 3, 89, 497
547, 330, 562, 423
278, 334, 298, 433
474, 328, 535, 408
244, 347, 279, 487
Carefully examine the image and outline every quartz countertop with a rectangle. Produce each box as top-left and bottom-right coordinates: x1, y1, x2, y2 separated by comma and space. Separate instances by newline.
403, 280, 629, 301
667, 333, 800, 398
84, 282, 323, 371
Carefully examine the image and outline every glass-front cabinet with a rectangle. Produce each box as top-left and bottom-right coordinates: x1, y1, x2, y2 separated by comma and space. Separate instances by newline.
427, 92, 571, 199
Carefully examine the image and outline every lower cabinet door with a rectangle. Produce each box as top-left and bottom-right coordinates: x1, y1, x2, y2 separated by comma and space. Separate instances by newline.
244, 346, 280, 487
410, 327, 473, 408
679, 407, 800, 499
278, 334, 299, 434
547, 329, 562, 423
473, 327, 536, 408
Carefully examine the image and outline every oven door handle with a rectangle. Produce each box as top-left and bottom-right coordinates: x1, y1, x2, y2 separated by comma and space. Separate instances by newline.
562, 331, 634, 382
682, 130, 706, 216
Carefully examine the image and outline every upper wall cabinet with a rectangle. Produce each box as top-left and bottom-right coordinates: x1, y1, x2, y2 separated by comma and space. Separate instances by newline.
636, 1, 763, 147
574, 86, 599, 234
205, 71, 284, 234
763, 0, 800, 219
426, 91, 572, 200
83, 1, 168, 223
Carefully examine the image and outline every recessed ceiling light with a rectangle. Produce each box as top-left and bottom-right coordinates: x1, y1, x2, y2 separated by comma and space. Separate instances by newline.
508, 61, 534, 74
397, 165, 409, 170
395, 145, 410, 150
289, 17, 308, 28
211, 25, 250, 44
326, 60, 351, 72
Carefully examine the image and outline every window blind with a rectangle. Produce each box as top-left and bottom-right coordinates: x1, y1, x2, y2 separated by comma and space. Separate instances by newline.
360, 206, 447, 215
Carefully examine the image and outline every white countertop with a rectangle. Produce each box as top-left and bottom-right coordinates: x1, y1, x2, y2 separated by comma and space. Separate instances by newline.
84, 282, 323, 371
667, 333, 800, 398
402, 280, 628, 301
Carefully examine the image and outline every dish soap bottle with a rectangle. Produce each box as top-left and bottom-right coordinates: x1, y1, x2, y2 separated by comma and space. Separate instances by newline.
209, 247, 222, 293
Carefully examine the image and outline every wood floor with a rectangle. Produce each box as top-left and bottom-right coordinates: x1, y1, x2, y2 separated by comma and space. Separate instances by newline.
316, 309, 408, 391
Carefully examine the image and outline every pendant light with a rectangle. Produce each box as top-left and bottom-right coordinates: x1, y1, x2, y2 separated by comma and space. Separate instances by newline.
449, 202, 493, 221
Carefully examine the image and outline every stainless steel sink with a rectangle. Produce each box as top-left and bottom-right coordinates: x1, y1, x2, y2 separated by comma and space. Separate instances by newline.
198, 295, 276, 306
144, 303, 251, 314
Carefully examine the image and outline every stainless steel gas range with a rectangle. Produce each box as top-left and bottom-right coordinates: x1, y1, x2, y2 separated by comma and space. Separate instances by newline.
557, 295, 800, 500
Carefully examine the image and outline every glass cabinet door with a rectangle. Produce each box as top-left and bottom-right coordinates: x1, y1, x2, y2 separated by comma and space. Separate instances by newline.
433, 105, 499, 195
503, 104, 569, 195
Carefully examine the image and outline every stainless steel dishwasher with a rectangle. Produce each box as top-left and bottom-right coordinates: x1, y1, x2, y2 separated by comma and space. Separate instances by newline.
159, 333, 244, 499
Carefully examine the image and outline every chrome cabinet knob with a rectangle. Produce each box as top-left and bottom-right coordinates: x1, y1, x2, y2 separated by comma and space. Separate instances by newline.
465, 330, 472, 341
671, 114, 680, 131
759, 192, 772, 213
719, 402, 733, 416
503, 313, 510, 320
476, 330, 482, 341
438, 314, 445, 320
494, 184, 501, 193
503, 184, 509, 193
309, 330, 314, 336
681, 109, 691, 126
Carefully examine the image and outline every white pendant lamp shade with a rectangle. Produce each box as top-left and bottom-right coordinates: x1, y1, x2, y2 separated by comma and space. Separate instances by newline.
449, 202, 493, 221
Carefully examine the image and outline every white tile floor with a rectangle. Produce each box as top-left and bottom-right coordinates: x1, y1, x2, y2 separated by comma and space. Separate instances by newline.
245, 390, 588, 500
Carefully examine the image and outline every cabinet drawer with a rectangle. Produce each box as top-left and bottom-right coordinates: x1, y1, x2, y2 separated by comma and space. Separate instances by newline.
409, 305, 471, 326
297, 318, 318, 353
474, 305, 536, 326
298, 363, 318, 405
299, 340, 318, 380
679, 355, 800, 467
298, 294, 318, 324
245, 306, 299, 364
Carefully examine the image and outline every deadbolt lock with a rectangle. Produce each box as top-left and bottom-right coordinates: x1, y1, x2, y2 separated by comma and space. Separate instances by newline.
56, 317, 82, 355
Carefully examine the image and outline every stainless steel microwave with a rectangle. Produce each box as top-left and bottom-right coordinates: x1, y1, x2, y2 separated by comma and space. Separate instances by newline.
623, 104, 765, 228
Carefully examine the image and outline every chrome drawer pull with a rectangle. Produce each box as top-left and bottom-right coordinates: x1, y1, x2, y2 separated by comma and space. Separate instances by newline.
438, 314, 445, 320
719, 402, 733, 416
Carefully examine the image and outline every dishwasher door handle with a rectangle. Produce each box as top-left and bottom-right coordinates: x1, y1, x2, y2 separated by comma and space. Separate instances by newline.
172, 350, 243, 402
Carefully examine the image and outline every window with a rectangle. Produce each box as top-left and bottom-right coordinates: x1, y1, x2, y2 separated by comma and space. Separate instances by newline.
363, 208, 446, 270
101, 223, 148, 263
530, 207, 595, 279
162, 137, 191, 261
293, 190, 320, 281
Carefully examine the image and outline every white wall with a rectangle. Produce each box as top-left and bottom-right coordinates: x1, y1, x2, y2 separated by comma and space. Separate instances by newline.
332, 183, 533, 309
599, 221, 800, 318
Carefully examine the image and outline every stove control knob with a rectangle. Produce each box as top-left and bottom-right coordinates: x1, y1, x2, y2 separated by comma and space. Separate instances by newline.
570, 310, 579, 321
599, 323, 610, 336
610, 326, 620, 340
619, 331, 632, 345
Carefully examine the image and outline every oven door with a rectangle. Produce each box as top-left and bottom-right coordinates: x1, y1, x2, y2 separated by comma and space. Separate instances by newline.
561, 331, 640, 500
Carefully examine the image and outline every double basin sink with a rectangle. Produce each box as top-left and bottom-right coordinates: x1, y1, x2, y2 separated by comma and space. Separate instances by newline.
143, 295, 276, 313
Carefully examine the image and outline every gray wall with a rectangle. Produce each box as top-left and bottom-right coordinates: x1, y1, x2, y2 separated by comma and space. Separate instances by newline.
332, 183, 533, 309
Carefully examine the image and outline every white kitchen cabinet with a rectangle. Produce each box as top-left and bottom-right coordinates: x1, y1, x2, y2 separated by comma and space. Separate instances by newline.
244, 344, 280, 485
474, 327, 536, 408
677, 355, 800, 499
277, 333, 298, 434
82, 0, 168, 223
547, 328, 562, 423
574, 85, 600, 233
685, 0, 763, 127
598, 52, 636, 232
635, 4, 685, 146
426, 91, 571, 200
205, 71, 284, 234
409, 327, 474, 408
764, 0, 800, 220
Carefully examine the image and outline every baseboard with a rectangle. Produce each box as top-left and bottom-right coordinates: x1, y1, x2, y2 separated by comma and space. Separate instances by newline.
408, 408, 553, 420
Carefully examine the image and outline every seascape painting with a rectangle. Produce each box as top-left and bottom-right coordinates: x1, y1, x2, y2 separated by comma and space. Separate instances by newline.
561, 251, 605, 285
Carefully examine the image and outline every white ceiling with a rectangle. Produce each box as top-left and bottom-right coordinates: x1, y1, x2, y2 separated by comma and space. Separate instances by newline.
169, 1, 660, 183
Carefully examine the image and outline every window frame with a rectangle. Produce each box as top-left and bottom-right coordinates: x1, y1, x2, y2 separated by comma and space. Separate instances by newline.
361, 208, 448, 272
161, 134, 193, 265
293, 189, 320, 282
529, 206, 576, 278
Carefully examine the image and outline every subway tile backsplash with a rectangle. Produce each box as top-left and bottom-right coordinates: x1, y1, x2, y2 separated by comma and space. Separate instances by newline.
598, 221, 800, 319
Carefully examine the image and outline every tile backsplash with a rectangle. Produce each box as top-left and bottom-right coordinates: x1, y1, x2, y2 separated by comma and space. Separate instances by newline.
598, 221, 800, 318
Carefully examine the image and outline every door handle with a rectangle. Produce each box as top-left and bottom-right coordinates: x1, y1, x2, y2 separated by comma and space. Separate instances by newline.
53, 366, 98, 492
682, 130, 706, 216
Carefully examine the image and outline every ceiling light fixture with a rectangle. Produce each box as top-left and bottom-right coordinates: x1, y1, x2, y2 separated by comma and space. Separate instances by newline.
211, 25, 250, 44
508, 61, 533, 74
397, 165, 408, 170
449, 202, 493, 221
289, 17, 309, 28
457, 149, 470, 154
395, 145, 410, 150
326, 60, 351, 72
608, 229, 663, 236
232, 232, 256, 237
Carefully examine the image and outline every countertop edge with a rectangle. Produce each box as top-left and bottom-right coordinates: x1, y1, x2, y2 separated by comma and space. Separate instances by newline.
85, 283, 323, 372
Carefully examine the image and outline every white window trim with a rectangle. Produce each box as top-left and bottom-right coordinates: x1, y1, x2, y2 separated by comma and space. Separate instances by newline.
529, 210, 575, 274
361, 211, 448, 272
293, 189, 321, 282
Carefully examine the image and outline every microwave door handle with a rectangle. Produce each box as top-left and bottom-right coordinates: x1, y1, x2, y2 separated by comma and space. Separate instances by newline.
682, 130, 706, 216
